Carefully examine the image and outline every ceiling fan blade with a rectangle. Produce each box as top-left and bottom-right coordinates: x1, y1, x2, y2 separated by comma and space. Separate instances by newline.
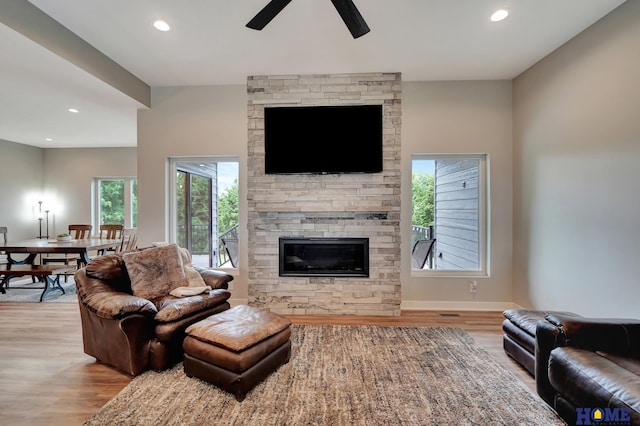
246, 0, 293, 30
330, 0, 370, 39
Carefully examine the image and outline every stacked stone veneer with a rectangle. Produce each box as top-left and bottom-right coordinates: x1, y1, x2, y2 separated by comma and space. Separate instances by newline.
247, 73, 402, 316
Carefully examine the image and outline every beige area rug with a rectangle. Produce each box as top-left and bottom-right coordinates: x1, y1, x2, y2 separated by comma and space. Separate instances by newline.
85, 325, 565, 425
0, 276, 77, 302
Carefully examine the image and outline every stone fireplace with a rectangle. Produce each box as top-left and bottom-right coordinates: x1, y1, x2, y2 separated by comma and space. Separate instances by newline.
247, 72, 402, 316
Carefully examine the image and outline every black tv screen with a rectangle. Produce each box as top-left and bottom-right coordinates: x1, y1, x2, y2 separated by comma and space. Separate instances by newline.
264, 104, 383, 174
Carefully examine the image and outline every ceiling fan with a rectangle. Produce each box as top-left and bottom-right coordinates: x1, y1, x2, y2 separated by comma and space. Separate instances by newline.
246, 0, 370, 39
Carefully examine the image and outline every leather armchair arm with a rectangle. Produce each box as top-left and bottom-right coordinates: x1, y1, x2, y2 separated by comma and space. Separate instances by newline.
75, 271, 157, 320
82, 290, 157, 320
193, 266, 233, 289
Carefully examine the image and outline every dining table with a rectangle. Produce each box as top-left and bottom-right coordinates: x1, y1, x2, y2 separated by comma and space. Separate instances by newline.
0, 238, 121, 299
1, 237, 121, 266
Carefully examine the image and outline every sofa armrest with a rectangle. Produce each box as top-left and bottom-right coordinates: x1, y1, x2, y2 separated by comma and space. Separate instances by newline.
535, 319, 564, 405
82, 291, 158, 320
193, 266, 233, 289
535, 314, 640, 405
545, 314, 640, 355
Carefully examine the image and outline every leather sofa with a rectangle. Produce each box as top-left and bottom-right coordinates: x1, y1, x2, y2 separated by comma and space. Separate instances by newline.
536, 313, 640, 425
75, 248, 233, 376
502, 309, 582, 377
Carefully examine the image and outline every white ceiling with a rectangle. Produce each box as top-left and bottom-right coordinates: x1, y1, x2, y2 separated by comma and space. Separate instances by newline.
0, 0, 626, 148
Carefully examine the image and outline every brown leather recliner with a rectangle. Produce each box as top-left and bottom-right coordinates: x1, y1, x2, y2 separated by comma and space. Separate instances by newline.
75, 251, 233, 376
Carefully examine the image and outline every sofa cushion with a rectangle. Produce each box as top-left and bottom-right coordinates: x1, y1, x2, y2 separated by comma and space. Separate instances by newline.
122, 244, 188, 300
549, 347, 640, 418
154, 288, 231, 323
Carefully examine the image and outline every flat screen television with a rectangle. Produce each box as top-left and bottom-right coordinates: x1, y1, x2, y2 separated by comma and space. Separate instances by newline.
264, 104, 383, 174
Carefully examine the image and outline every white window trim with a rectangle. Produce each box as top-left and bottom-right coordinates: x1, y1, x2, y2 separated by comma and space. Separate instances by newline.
411, 153, 490, 278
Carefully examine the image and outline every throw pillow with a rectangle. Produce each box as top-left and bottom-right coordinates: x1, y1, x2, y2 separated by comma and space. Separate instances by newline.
179, 247, 207, 288
122, 244, 188, 300
169, 286, 212, 297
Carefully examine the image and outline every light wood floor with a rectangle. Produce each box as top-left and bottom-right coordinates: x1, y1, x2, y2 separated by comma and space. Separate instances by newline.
0, 302, 533, 426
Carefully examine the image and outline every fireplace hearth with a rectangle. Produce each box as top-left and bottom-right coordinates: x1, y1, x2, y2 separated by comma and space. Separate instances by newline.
279, 237, 369, 277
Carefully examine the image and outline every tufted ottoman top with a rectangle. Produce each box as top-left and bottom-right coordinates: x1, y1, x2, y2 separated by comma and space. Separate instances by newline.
185, 304, 292, 352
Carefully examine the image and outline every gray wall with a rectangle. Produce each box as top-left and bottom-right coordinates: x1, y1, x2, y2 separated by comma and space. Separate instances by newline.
42, 148, 137, 236
137, 85, 248, 302
400, 81, 513, 310
512, 1, 640, 317
0, 143, 136, 242
0, 140, 43, 240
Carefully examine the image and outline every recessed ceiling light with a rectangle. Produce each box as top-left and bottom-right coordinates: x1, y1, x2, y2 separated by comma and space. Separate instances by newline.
490, 8, 510, 22
68, 108, 79, 113
153, 20, 171, 32
45, 138, 53, 141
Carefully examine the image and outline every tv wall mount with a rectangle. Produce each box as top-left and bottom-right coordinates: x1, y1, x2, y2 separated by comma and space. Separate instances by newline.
246, 0, 370, 39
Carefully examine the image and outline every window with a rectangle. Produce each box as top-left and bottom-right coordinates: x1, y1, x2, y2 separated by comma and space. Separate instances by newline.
411, 154, 488, 276
169, 157, 239, 269
94, 177, 137, 228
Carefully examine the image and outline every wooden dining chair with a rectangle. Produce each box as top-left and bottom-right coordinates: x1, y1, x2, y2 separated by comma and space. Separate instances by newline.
42, 224, 93, 281
116, 228, 138, 254
96, 224, 124, 255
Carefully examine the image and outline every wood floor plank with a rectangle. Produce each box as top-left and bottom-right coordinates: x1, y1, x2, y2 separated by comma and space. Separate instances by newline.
0, 302, 533, 425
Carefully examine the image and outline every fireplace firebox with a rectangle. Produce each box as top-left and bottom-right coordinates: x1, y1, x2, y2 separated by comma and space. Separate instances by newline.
279, 237, 369, 277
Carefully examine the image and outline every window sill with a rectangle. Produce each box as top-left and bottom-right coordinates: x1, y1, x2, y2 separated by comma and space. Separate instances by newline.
411, 269, 488, 279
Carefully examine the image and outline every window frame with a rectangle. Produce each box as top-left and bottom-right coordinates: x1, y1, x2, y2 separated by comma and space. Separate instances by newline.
411, 153, 490, 278
167, 156, 240, 270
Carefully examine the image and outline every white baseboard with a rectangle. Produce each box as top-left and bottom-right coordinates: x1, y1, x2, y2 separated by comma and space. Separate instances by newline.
401, 300, 523, 311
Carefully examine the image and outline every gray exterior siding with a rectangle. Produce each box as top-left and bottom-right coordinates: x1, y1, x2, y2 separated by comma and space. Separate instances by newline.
434, 159, 479, 270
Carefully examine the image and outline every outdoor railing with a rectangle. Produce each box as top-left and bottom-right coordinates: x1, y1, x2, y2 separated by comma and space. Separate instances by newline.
411, 225, 433, 246
176, 223, 238, 267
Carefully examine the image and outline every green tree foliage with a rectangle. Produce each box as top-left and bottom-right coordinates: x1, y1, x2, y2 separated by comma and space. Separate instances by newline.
412, 172, 434, 227
218, 178, 238, 234
176, 172, 186, 248
100, 180, 125, 225
132, 179, 138, 227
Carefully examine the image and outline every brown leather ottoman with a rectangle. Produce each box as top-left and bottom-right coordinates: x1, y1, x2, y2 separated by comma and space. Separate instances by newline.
183, 304, 292, 401
502, 309, 581, 377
